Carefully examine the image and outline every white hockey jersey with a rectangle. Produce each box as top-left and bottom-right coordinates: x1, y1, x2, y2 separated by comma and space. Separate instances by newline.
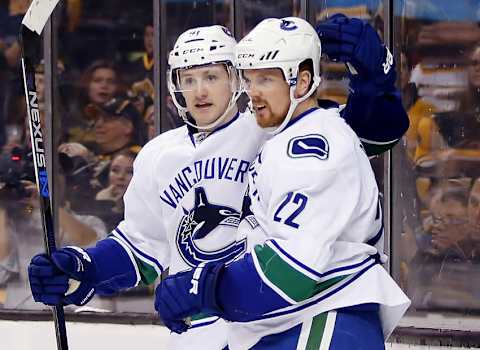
110, 111, 264, 349
227, 107, 410, 349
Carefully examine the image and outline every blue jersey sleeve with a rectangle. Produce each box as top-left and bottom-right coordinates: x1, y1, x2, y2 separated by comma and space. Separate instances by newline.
340, 89, 409, 156
216, 252, 290, 322
86, 237, 140, 295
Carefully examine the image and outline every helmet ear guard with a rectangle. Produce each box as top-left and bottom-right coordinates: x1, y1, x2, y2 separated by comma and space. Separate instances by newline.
235, 17, 322, 135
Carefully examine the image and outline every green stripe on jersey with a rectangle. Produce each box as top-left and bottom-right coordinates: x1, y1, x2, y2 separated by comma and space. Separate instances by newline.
305, 313, 328, 350
254, 244, 347, 302
134, 257, 159, 285
191, 312, 210, 322
362, 140, 398, 156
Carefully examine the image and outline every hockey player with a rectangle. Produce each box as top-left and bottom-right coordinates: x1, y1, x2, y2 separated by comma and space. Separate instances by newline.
28, 17, 408, 350
29, 25, 256, 350
154, 17, 410, 350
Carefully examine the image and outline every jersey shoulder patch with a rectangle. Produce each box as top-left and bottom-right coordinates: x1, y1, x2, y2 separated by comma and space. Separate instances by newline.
287, 134, 329, 161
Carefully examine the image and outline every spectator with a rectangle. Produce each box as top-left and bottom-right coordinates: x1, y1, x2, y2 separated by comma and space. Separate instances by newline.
80, 96, 145, 193
68, 60, 126, 144
460, 42, 480, 114
407, 184, 480, 310
84, 96, 146, 157
129, 22, 154, 85
96, 148, 138, 231
427, 185, 470, 255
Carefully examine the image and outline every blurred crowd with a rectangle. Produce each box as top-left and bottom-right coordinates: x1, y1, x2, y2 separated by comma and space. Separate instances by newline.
0, 0, 177, 312
394, 4, 480, 312
1, 0, 480, 316
311, 1, 480, 313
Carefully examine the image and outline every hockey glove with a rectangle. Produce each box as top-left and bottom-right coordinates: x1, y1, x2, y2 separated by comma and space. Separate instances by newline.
28, 247, 96, 306
155, 262, 224, 334
316, 14, 396, 94
29, 238, 139, 306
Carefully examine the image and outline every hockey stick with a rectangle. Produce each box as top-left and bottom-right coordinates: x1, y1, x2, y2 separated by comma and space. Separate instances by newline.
19, 1, 67, 349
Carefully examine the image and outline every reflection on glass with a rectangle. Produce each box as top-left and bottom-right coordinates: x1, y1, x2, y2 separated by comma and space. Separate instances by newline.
236, 0, 300, 36
393, 0, 480, 313
0, 0, 40, 310
0, 0, 156, 313
166, 0, 232, 49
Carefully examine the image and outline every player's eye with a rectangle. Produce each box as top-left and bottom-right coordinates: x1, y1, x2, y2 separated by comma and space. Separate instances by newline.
261, 76, 272, 83
181, 77, 195, 87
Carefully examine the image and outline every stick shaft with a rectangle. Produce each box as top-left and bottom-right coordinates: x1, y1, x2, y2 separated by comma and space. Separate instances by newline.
20, 26, 69, 350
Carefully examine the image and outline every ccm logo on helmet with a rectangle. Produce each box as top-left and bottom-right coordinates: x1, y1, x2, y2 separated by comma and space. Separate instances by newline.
238, 53, 255, 59
183, 48, 204, 54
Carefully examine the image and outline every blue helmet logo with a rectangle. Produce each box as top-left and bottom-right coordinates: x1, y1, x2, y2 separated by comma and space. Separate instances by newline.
280, 19, 298, 31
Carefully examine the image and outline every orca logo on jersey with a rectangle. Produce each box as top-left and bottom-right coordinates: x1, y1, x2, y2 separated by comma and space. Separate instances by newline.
287, 134, 329, 161
176, 187, 247, 268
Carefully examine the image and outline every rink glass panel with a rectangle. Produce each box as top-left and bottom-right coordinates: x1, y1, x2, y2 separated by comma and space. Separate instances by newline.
0, 0, 479, 338
58, 0, 156, 314
234, 0, 301, 36
0, 0, 45, 312
0, 0, 156, 313
391, 0, 480, 320
311, 0, 387, 225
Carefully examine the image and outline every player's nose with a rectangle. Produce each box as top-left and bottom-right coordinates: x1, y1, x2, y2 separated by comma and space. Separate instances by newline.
194, 80, 209, 96
246, 83, 261, 99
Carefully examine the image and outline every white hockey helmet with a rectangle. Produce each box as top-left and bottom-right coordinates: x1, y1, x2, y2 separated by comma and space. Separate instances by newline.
235, 17, 322, 134
168, 25, 242, 130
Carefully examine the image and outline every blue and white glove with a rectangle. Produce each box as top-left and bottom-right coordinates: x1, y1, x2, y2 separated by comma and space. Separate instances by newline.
28, 238, 139, 307
154, 262, 224, 334
28, 247, 96, 306
316, 14, 396, 94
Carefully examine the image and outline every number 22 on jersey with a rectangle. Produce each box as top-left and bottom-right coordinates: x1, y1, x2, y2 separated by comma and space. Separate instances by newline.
273, 192, 308, 229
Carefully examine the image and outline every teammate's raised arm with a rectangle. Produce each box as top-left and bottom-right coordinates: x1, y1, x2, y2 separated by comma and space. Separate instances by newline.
316, 14, 409, 156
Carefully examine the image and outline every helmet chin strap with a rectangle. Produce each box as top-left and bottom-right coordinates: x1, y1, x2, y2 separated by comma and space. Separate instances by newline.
264, 76, 321, 135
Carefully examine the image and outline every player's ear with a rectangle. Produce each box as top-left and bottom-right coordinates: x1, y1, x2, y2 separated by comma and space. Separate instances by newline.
294, 69, 312, 99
